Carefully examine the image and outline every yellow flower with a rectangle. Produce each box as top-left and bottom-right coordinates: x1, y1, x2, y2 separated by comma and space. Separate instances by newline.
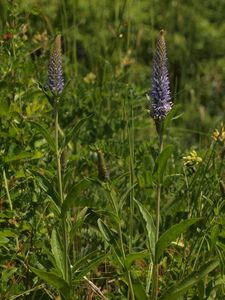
212, 123, 225, 144
183, 150, 202, 167
84, 72, 96, 84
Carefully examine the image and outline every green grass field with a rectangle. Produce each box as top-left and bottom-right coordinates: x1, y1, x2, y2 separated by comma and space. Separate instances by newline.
0, 1, 224, 299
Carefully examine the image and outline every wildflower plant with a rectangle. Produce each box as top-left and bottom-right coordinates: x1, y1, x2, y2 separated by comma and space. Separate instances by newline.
30, 35, 72, 299
147, 31, 220, 300
149, 30, 173, 299
30, 35, 108, 300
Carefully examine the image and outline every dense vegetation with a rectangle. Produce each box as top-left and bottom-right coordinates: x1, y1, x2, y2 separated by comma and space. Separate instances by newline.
0, 1, 224, 299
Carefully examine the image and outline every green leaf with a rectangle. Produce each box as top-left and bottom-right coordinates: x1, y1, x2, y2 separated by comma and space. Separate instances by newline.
74, 252, 108, 280
29, 120, 55, 152
61, 178, 91, 217
0, 229, 17, 238
70, 207, 89, 242
97, 218, 116, 244
125, 250, 149, 269
0, 237, 9, 246
133, 282, 148, 300
30, 267, 69, 290
197, 280, 205, 300
163, 104, 182, 133
31, 170, 61, 208
97, 218, 124, 268
153, 145, 174, 183
210, 224, 220, 252
119, 183, 137, 210
72, 249, 101, 272
135, 199, 155, 259
51, 229, 64, 278
1, 267, 18, 283
159, 259, 219, 300
62, 114, 94, 148
155, 218, 201, 263
0, 98, 10, 116
4, 151, 43, 163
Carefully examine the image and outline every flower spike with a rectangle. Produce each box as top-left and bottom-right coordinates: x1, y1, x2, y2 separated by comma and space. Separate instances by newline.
47, 35, 64, 95
150, 30, 172, 120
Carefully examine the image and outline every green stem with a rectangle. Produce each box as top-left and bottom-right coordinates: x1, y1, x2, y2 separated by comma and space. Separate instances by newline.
106, 183, 135, 300
152, 123, 164, 300
155, 133, 163, 241
54, 103, 69, 284
128, 95, 134, 254
3, 168, 19, 251
106, 183, 125, 258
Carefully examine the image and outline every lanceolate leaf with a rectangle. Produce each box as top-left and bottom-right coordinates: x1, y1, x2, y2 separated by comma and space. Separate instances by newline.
163, 104, 182, 133
155, 218, 201, 263
153, 144, 174, 183
51, 229, 65, 278
72, 250, 101, 273
134, 199, 155, 258
4, 150, 43, 163
0, 229, 17, 238
119, 183, 137, 210
74, 252, 109, 280
69, 207, 89, 242
61, 178, 91, 217
97, 218, 117, 244
30, 267, 69, 290
29, 120, 55, 152
159, 259, 219, 300
133, 282, 148, 300
97, 218, 124, 268
31, 170, 61, 207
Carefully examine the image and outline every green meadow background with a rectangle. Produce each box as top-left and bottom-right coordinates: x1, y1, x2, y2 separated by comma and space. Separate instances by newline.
0, 0, 224, 299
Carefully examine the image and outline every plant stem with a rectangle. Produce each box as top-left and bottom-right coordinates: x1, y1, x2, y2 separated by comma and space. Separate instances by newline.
106, 183, 135, 300
55, 106, 63, 205
54, 103, 69, 284
106, 183, 126, 259
3, 168, 19, 251
128, 94, 134, 254
156, 132, 163, 241
152, 123, 164, 300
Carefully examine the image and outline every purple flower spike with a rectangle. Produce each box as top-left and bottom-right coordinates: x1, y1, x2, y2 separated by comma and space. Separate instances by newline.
48, 35, 64, 95
150, 30, 172, 120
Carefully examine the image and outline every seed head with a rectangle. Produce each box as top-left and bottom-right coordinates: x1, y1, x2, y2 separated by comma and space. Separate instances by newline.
150, 30, 172, 120
97, 151, 109, 182
47, 35, 64, 95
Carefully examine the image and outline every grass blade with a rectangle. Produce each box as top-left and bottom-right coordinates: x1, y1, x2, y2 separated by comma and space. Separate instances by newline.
159, 259, 219, 300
